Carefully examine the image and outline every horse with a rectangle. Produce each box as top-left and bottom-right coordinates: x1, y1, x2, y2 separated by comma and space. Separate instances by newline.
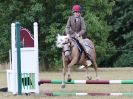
56, 34, 99, 88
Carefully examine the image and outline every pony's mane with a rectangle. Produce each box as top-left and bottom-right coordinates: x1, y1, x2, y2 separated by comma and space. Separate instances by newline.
56, 34, 68, 48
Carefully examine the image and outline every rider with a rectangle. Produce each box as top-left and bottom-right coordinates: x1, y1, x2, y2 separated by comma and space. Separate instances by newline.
65, 5, 91, 65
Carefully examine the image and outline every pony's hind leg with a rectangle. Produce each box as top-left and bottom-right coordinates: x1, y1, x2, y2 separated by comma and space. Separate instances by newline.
84, 65, 92, 80
81, 59, 92, 80
91, 60, 100, 80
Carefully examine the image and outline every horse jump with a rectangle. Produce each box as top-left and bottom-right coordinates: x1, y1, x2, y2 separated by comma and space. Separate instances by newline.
45, 92, 133, 96
7, 22, 39, 94
39, 79, 133, 85
39, 79, 133, 96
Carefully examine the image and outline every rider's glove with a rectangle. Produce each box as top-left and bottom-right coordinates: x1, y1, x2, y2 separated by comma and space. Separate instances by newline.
76, 33, 79, 37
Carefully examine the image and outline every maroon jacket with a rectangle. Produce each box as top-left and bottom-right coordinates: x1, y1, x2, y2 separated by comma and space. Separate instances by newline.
65, 15, 86, 37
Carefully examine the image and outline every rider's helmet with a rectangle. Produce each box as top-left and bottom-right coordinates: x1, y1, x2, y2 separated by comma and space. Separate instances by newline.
72, 5, 81, 12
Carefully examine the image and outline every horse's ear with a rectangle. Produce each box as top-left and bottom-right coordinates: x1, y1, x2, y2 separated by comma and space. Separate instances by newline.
57, 34, 61, 37
57, 34, 60, 40
57, 34, 59, 38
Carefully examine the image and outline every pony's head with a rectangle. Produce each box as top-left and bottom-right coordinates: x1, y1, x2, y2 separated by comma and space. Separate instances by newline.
56, 34, 69, 48
56, 34, 72, 57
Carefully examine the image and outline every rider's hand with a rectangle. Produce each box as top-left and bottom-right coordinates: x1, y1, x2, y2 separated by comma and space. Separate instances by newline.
76, 33, 79, 37
66, 34, 70, 38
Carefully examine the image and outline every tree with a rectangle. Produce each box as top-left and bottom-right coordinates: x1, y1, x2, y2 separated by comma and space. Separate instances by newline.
0, 0, 119, 69
83, 0, 115, 66
108, 0, 133, 66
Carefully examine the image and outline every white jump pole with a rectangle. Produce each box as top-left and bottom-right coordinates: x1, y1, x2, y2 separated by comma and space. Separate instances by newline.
11, 23, 17, 94
34, 22, 39, 93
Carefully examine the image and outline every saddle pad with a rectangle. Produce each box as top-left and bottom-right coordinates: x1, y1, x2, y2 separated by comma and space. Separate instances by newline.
71, 37, 84, 53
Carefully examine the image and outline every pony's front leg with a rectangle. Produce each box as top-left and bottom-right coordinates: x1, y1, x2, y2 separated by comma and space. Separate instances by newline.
67, 58, 77, 82
67, 68, 71, 82
61, 54, 68, 88
61, 66, 68, 88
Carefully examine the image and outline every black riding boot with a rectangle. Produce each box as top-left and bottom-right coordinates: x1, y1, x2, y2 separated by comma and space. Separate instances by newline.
86, 53, 90, 60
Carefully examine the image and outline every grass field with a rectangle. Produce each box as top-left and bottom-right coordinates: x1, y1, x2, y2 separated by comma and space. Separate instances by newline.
0, 67, 133, 99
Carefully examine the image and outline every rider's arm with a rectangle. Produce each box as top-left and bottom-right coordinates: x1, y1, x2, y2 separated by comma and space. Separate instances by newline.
78, 17, 86, 36
65, 16, 74, 35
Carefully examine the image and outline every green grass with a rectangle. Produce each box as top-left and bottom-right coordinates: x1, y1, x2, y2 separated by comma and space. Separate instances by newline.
1, 67, 133, 99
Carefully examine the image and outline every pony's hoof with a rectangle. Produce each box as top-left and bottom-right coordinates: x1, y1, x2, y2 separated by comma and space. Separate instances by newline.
67, 78, 72, 82
96, 76, 100, 80
87, 76, 92, 80
61, 84, 65, 88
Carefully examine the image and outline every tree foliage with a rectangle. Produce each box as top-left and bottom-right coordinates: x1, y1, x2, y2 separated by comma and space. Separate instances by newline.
0, 0, 132, 69
108, 0, 133, 67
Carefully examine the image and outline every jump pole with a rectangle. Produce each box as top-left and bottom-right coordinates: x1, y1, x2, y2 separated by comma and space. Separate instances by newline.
16, 22, 22, 95
45, 92, 133, 96
39, 80, 133, 85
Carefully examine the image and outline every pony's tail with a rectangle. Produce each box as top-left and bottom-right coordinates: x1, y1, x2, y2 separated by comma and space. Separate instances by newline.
86, 36, 91, 39
83, 33, 91, 39
84, 36, 91, 41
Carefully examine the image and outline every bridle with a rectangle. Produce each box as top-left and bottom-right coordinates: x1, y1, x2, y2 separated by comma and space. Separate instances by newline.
62, 38, 74, 57
62, 37, 83, 64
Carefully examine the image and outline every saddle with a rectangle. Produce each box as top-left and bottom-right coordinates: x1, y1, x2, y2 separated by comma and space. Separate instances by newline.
71, 37, 90, 63
71, 37, 84, 53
